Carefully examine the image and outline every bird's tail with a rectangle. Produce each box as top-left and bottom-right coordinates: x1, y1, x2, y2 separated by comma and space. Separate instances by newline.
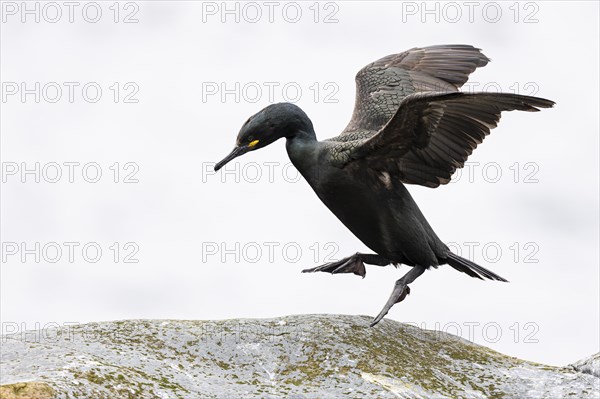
445, 251, 508, 282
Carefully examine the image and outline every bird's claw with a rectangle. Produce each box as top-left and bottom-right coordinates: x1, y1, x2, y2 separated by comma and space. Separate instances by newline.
302, 255, 366, 278
370, 282, 411, 327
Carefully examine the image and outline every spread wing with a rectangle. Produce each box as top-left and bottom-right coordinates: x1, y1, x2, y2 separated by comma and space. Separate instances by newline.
337, 44, 490, 138
343, 92, 555, 188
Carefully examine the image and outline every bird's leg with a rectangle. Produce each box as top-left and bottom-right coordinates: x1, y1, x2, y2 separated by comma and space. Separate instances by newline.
370, 265, 427, 327
301, 253, 390, 279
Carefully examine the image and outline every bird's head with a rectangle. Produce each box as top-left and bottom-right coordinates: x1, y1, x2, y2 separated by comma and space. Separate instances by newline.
214, 103, 312, 171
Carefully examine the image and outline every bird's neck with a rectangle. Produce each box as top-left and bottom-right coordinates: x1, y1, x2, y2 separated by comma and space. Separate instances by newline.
286, 125, 316, 142
285, 127, 319, 180
285, 127, 317, 157
283, 108, 317, 142
283, 111, 318, 177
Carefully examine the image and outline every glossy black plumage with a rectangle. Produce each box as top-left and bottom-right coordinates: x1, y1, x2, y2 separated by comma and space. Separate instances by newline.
215, 45, 555, 325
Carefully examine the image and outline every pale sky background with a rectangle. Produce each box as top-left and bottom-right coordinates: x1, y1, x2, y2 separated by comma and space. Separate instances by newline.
1, 1, 598, 367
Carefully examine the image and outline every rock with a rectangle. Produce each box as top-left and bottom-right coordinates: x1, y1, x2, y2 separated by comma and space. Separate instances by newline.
0, 315, 598, 399
0, 382, 55, 399
571, 353, 600, 378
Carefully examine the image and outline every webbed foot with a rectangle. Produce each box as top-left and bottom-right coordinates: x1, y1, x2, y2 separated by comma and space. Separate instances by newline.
370, 265, 427, 327
302, 253, 366, 278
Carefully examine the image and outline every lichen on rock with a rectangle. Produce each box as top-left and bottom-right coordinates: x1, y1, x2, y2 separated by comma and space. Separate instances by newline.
0, 382, 55, 399
0, 315, 598, 399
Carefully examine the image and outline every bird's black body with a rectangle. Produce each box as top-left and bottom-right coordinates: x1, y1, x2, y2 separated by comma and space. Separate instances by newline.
215, 45, 554, 325
287, 132, 445, 267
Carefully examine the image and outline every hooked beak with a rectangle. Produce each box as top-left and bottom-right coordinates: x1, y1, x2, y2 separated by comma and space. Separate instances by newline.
214, 146, 250, 171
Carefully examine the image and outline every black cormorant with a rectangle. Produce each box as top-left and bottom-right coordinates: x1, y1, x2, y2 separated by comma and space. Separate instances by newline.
214, 45, 554, 326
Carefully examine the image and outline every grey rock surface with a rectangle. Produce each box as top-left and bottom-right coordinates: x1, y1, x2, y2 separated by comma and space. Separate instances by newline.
1, 314, 598, 398
571, 352, 600, 378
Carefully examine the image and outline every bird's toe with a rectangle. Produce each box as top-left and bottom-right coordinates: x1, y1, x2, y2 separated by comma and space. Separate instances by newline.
370, 283, 411, 327
332, 258, 366, 278
302, 255, 366, 278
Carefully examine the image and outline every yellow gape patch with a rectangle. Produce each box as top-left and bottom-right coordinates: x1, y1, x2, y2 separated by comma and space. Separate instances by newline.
248, 140, 259, 147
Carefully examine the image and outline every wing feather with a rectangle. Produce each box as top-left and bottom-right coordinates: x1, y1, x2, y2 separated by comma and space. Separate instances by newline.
334, 45, 490, 139
342, 92, 555, 188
